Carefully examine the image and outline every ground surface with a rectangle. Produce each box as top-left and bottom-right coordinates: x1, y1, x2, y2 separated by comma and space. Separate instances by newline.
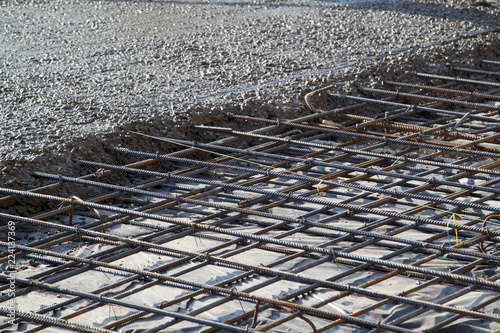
0, 0, 499, 191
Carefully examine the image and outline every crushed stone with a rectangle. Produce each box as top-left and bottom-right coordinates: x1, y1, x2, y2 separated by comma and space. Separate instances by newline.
0, 0, 499, 200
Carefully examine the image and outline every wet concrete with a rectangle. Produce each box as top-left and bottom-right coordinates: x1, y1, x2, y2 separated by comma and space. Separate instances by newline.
0, 0, 499, 195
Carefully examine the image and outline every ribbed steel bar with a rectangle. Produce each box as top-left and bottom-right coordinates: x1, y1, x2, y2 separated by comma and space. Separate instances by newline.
1, 184, 494, 332
425, 293, 500, 332
185, 126, 496, 236
100, 222, 339, 331
480, 59, 500, 66
0, 189, 212, 267
303, 77, 466, 114
333, 113, 497, 142
416, 72, 500, 87
28, 143, 496, 254
7, 225, 254, 332
271, 192, 500, 330
303, 78, 496, 137
0, 157, 220, 237
270, 112, 500, 330
6, 247, 227, 332
383, 81, 500, 101
4, 230, 334, 332
12, 222, 318, 332
28, 168, 494, 225
101, 155, 442, 327
0, 138, 338, 326
0, 96, 369, 206
452, 66, 500, 77
0, 171, 258, 305
112, 176, 500, 300
171, 249, 419, 332
0, 307, 115, 333
358, 87, 500, 111
221, 239, 500, 332
223, 116, 500, 158
0, 134, 310, 266
0, 197, 190, 269
113, 138, 500, 332
0, 127, 288, 208
171, 143, 489, 207
274, 172, 500, 317
0, 226, 186, 306
144, 228, 387, 333
364, 129, 500, 153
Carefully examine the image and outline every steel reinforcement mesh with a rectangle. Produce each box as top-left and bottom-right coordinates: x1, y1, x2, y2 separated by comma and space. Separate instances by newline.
1, 60, 500, 332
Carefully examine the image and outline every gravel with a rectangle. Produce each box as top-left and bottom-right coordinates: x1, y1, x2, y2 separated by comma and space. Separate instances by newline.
0, 0, 499, 193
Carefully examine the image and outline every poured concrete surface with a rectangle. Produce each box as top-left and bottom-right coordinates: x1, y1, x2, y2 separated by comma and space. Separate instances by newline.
0, 0, 499, 190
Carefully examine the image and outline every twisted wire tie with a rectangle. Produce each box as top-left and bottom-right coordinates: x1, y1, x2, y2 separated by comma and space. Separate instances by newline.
330, 248, 337, 262
76, 225, 82, 241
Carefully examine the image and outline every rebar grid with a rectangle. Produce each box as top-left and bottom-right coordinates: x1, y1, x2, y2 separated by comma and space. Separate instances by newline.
1, 62, 500, 332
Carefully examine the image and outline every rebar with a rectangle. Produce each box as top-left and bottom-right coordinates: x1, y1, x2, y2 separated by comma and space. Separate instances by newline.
383, 81, 500, 101
358, 87, 500, 111
452, 66, 500, 77
415, 72, 500, 87
480, 60, 500, 66
0, 307, 115, 333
